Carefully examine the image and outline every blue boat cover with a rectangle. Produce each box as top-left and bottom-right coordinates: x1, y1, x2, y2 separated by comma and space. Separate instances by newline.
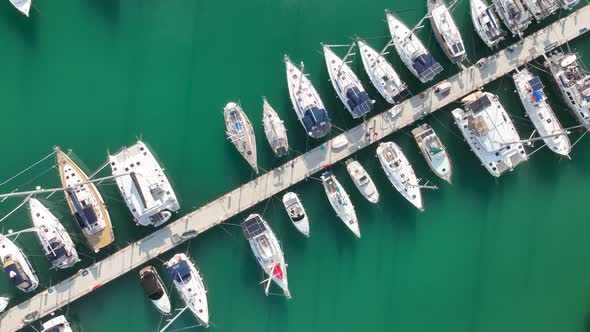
345, 87, 373, 118
392, 88, 412, 103
3, 260, 33, 291
412, 54, 443, 81
532, 90, 543, 102
276, 146, 288, 157
166, 260, 192, 283
302, 107, 331, 138
47, 241, 68, 264
242, 215, 266, 239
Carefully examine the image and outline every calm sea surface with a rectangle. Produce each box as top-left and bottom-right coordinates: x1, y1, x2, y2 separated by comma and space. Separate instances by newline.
1, 1, 590, 332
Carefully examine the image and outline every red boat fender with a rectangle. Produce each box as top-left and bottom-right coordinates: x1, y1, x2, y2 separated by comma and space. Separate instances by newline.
323, 164, 330, 169
92, 284, 102, 291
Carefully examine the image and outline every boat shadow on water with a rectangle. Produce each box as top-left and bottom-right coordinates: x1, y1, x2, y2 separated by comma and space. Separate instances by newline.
82, 0, 120, 25
0, 5, 38, 46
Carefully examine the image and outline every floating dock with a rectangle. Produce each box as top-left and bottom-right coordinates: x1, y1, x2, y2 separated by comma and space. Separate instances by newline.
2, 5, 590, 331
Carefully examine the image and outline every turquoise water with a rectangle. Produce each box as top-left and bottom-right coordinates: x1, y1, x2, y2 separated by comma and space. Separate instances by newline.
1, 1, 590, 332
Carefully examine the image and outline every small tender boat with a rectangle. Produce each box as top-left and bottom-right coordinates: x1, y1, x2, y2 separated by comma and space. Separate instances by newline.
545, 52, 590, 130
411, 124, 453, 184
56, 148, 114, 252
493, 0, 532, 36
377, 142, 424, 211
512, 68, 571, 156
357, 39, 411, 104
262, 97, 289, 158
9, 0, 31, 17
109, 141, 180, 227
345, 159, 379, 204
452, 91, 528, 177
165, 253, 209, 327
321, 171, 360, 238
386, 10, 443, 83
322, 44, 374, 118
284, 55, 332, 138
0, 235, 38, 293
242, 214, 291, 298
0, 296, 9, 313
282, 192, 310, 237
29, 198, 79, 269
427, 0, 467, 63
470, 0, 506, 48
224, 102, 258, 174
40, 315, 73, 332
140, 265, 172, 315
524, 0, 558, 22
331, 135, 348, 149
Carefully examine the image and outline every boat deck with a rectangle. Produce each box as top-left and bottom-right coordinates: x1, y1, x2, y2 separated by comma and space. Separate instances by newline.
2, 5, 590, 331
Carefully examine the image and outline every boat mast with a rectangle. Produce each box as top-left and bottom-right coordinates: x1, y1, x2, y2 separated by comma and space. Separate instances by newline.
159, 306, 190, 332
297, 62, 305, 93
336, 43, 356, 75
497, 130, 571, 145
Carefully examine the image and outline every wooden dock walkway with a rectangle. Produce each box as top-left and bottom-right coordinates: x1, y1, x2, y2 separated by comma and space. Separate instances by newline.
2, 5, 590, 331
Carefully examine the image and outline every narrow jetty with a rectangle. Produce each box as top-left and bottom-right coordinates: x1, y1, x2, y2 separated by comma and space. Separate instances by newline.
2, 5, 590, 331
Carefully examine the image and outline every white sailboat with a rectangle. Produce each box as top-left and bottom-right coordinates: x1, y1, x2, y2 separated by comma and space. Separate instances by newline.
0, 235, 38, 293
452, 91, 528, 177
282, 192, 310, 237
376, 142, 424, 211
140, 265, 172, 315
322, 44, 374, 118
262, 97, 289, 158
9, 0, 31, 17
512, 68, 571, 156
427, 0, 467, 63
224, 102, 258, 174
242, 214, 291, 298
109, 141, 180, 227
284, 55, 332, 138
29, 198, 79, 269
40, 315, 72, 332
545, 52, 590, 130
357, 39, 411, 104
321, 171, 360, 238
493, 0, 533, 36
470, 0, 507, 48
165, 253, 209, 327
412, 124, 453, 184
385, 10, 443, 83
345, 159, 380, 204
524, 0, 558, 22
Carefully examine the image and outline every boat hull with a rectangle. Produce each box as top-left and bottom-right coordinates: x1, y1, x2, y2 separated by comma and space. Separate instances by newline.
321, 172, 361, 238
345, 159, 380, 204
282, 192, 310, 237
224, 102, 258, 173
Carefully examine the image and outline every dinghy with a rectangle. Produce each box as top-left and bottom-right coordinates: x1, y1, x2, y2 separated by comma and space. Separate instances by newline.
428, 0, 467, 63
140, 265, 172, 315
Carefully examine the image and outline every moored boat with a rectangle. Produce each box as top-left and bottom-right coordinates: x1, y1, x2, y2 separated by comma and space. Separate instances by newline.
0, 235, 38, 293
493, 0, 533, 36
9, 0, 31, 17
40, 315, 72, 332
242, 214, 291, 298
512, 68, 571, 156
29, 198, 79, 269
321, 171, 360, 238
262, 97, 289, 157
376, 142, 424, 211
0, 297, 8, 313
224, 102, 258, 174
558, 0, 579, 9
284, 55, 332, 138
109, 141, 180, 227
282, 192, 310, 237
345, 159, 380, 204
140, 265, 172, 315
524, 0, 558, 22
470, 0, 507, 48
427, 0, 467, 63
412, 124, 453, 184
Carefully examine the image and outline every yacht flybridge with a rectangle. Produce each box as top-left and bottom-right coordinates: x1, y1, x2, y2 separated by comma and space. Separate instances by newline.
284, 55, 332, 138
224, 102, 258, 174
357, 39, 411, 104
453, 91, 528, 177
56, 148, 114, 252
545, 52, 590, 130
242, 214, 291, 298
321, 171, 361, 238
524, 0, 559, 21
0, 235, 38, 293
109, 141, 180, 227
493, 0, 533, 36
412, 124, 453, 184
386, 10, 443, 83
29, 198, 79, 269
428, 0, 467, 63
470, 0, 506, 48
262, 97, 289, 157
9, 0, 30, 17
322, 44, 374, 118
512, 68, 571, 156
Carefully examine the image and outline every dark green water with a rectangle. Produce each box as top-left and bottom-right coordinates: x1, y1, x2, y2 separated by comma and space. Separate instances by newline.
1, 1, 590, 331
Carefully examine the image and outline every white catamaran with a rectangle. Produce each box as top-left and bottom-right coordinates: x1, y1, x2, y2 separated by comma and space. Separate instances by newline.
428, 0, 467, 63
321, 171, 361, 238
262, 97, 289, 158
284, 55, 332, 138
412, 124, 453, 184
242, 214, 291, 298
224, 102, 258, 174
345, 159, 380, 204
109, 141, 180, 227
282, 192, 310, 237
512, 68, 571, 156
545, 52, 590, 130
29, 198, 79, 269
322, 44, 374, 119
0, 235, 38, 293
386, 10, 444, 83
493, 0, 533, 36
357, 39, 411, 104
470, 0, 507, 48
453, 91, 528, 177
377, 142, 424, 211
9, 0, 31, 17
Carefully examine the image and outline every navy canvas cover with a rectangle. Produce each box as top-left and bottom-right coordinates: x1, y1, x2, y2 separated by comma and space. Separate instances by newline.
166, 260, 191, 283
47, 241, 68, 264
3, 260, 32, 290
345, 87, 373, 117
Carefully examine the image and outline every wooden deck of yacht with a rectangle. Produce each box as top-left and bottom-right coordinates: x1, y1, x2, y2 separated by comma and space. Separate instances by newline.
2, 5, 590, 331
